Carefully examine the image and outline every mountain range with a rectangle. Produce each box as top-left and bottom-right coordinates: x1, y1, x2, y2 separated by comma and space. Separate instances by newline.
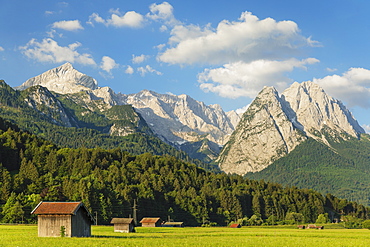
3, 62, 370, 205
217, 81, 365, 174
16, 62, 240, 146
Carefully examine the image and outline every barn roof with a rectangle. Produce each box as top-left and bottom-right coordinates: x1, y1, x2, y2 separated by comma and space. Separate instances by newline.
111, 218, 134, 224
140, 217, 161, 223
31, 202, 95, 223
230, 223, 241, 228
163, 222, 183, 226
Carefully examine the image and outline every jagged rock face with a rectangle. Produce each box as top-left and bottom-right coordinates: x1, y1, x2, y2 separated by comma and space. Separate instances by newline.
218, 81, 364, 175
24, 85, 77, 127
120, 90, 237, 145
16, 63, 98, 94
282, 81, 364, 139
217, 87, 306, 174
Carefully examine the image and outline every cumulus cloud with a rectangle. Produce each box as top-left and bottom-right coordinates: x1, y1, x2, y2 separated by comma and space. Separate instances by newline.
19, 38, 96, 65
198, 58, 319, 99
0, 46, 4, 52
147, 2, 179, 27
88, 10, 144, 28
132, 54, 149, 64
158, 11, 318, 65
125, 65, 134, 74
313, 67, 370, 108
137, 65, 163, 76
100, 56, 118, 73
52, 20, 84, 31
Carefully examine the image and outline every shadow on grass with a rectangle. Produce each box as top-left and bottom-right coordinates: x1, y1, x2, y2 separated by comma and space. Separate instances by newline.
92, 235, 161, 239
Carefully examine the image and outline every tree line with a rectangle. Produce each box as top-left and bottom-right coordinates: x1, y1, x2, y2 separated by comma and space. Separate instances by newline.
0, 116, 368, 226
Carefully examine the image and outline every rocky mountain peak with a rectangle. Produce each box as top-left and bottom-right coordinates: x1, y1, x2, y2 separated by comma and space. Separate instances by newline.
281, 81, 364, 138
218, 81, 364, 175
16, 63, 98, 94
217, 85, 306, 174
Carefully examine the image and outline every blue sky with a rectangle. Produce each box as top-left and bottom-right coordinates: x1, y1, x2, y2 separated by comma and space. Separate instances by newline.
1, 0, 370, 131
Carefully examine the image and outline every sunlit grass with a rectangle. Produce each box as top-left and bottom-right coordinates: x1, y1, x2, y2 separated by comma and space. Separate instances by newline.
1, 224, 370, 246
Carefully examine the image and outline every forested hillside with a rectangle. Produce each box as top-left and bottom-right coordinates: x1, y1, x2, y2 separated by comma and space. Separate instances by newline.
246, 134, 370, 206
0, 117, 368, 226
0, 80, 218, 172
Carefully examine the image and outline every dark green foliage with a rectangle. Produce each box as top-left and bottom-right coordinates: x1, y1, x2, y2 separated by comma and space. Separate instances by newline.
362, 219, 370, 229
180, 139, 221, 164
0, 119, 368, 225
246, 136, 370, 206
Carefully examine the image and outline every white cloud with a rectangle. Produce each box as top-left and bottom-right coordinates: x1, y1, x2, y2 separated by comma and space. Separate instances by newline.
147, 2, 179, 27
235, 104, 250, 115
45, 11, 55, 15
132, 54, 149, 64
109, 8, 121, 15
326, 67, 337, 72
313, 67, 370, 108
362, 124, 370, 133
158, 11, 317, 65
87, 13, 105, 26
0, 46, 4, 52
19, 38, 96, 65
100, 56, 118, 73
52, 20, 84, 31
125, 65, 134, 74
198, 58, 319, 99
137, 65, 163, 76
88, 10, 144, 28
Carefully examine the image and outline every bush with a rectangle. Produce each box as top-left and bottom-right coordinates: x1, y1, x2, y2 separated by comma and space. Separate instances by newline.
362, 220, 370, 229
316, 213, 330, 224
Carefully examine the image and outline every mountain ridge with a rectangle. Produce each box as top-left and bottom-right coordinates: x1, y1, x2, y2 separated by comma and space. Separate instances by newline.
15, 63, 241, 148
217, 81, 365, 175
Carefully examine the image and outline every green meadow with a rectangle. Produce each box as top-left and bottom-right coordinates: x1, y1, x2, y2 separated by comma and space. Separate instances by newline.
1, 224, 370, 247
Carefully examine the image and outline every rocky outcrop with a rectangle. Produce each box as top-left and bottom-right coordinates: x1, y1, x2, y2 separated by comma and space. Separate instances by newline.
217, 81, 365, 175
281, 81, 364, 139
23, 85, 77, 127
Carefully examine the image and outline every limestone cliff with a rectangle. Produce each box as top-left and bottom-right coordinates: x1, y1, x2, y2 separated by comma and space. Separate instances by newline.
217, 82, 365, 175
217, 86, 306, 174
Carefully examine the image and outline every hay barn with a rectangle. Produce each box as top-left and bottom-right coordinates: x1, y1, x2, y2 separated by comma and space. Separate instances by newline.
31, 201, 95, 237
110, 218, 135, 233
162, 222, 184, 227
140, 217, 162, 227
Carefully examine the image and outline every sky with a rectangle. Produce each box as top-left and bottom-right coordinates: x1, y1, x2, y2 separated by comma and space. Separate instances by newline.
1, 0, 370, 131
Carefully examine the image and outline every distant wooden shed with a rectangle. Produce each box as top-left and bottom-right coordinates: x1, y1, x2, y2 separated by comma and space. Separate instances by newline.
110, 218, 135, 233
162, 222, 183, 227
230, 223, 241, 228
31, 202, 95, 237
140, 217, 162, 227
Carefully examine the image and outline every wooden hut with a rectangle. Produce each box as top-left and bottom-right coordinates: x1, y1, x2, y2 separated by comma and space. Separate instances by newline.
162, 222, 184, 227
31, 202, 95, 237
229, 223, 241, 228
140, 217, 162, 227
110, 218, 135, 233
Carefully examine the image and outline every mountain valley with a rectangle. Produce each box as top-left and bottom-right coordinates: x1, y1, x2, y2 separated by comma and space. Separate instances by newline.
2, 63, 370, 206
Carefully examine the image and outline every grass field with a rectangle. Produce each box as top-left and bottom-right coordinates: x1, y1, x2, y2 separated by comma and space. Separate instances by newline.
1, 224, 370, 247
